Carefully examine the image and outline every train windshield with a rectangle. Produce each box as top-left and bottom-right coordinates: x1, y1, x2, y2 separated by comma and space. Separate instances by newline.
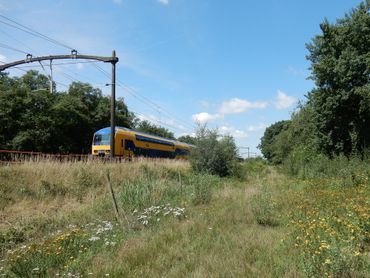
93, 134, 110, 145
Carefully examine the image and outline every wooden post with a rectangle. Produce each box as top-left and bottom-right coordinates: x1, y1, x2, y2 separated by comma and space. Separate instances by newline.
105, 171, 131, 230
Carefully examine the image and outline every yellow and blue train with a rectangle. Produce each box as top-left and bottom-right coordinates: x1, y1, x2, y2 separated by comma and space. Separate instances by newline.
92, 127, 193, 159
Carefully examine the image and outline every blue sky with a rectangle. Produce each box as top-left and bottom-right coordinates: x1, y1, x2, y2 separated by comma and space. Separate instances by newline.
0, 0, 362, 156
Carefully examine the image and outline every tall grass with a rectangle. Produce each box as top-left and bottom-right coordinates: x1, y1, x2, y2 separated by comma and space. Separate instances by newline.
1, 156, 368, 277
283, 148, 370, 182
0, 159, 227, 276
0, 160, 189, 255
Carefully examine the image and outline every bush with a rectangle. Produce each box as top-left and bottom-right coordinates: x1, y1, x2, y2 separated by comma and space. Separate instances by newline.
250, 191, 280, 227
283, 147, 370, 183
190, 126, 240, 177
242, 157, 269, 180
282, 146, 322, 177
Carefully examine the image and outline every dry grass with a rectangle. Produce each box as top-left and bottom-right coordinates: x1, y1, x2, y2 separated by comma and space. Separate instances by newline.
0, 159, 298, 277
3, 159, 367, 277
73, 166, 297, 277
0, 160, 189, 253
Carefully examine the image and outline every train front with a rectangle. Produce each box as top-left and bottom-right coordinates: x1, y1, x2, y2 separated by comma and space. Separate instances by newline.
92, 127, 112, 156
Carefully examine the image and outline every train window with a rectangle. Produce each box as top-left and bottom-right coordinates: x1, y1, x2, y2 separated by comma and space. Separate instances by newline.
175, 148, 189, 156
93, 134, 110, 145
121, 139, 124, 148
135, 134, 175, 146
125, 140, 135, 151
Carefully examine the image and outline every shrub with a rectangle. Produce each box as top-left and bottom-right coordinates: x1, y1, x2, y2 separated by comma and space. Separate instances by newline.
283, 147, 370, 184
242, 157, 269, 180
190, 126, 240, 177
282, 146, 322, 177
250, 191, 280, 227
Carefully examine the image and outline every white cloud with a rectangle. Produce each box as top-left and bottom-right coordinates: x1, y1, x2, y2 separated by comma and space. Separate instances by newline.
219, 98, 267, 114
157, 0, 169, 5
274, 90, 297, 109
247, 123, 267, 132
219, 126, 248, 139
192, 112, 220, 124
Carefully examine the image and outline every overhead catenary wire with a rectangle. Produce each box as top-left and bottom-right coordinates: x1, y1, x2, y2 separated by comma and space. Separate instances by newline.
54, 69, 107, 88
53, 64, 188, 132
91, 63, 195, 131
0, 15, 101, 88
131, 111, 186, 133
0, 15, 74, 50
0, 14, 194, 134
0, 42, 30, 55
120, 82, 194, 130
0, 60, 69, 88
0, 29, 39, 55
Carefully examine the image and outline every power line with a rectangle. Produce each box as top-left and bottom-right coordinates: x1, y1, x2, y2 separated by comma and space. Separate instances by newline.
54, 80, 69, 88
0, 14, 194, 134
0, 15, 74, 50
119, 81, 195, 130
0, 42, 29, 55
1, 59, 69, 88
131, 111, 185, 133
0, 29, 38, 55
91, 63, 194, 131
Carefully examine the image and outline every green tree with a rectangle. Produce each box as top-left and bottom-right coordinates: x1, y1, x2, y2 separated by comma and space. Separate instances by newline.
0, 71, 56, 151
190, 126, 239, 177
306, 1, 370, 157
258, 120, 291, 163
0, 72, 135, 153
177, 135, 196, 145
135, 120, 175, 139
0, 73, 21, 149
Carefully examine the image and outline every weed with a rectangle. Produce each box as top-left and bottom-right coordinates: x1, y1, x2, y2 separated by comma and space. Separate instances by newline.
191, 174, 216, 205
250, 191, 280, 227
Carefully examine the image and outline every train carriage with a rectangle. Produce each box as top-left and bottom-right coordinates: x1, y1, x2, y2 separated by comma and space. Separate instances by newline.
92, 127, 193, 159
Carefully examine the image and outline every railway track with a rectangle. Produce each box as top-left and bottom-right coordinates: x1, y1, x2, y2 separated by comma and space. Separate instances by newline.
0, 150, 177, 164
0, 149, 117, 164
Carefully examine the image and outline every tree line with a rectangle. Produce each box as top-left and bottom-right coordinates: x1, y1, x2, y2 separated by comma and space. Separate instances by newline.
259, 1, 370, 163
0, 70, 194, 153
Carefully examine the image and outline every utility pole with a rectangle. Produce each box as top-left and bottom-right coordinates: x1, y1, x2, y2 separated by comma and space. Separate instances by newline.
110, 50, 117, 159
49, 60, 53, 93
239, 146, 250, 159
0, 50, 119, 158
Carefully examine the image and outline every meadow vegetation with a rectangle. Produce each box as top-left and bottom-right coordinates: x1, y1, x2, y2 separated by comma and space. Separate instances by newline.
0, 156, 368, 277
252, 4, 370, 275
